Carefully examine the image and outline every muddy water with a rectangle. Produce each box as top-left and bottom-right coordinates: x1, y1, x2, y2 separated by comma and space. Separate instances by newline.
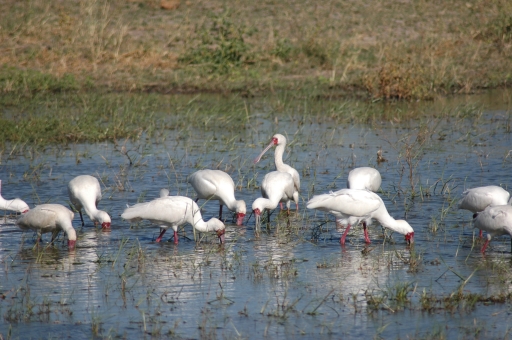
1, 90, 512, 338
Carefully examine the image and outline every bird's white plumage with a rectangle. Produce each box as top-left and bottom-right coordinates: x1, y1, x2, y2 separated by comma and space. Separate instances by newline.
188, 169, 246, 225
458, 186, 511, 213
254, 134, 300, 209
252, 171, 298, 229
68, 175, 111, 229
473, 205, 512, 253
16, 203, 76, 249
121, 195, 225, 244
346, 167, 382, 192
307, 188, 414, 245
0, 180, 29, 213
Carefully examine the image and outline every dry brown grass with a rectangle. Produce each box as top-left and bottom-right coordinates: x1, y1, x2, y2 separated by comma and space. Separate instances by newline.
1, 0, 511, 98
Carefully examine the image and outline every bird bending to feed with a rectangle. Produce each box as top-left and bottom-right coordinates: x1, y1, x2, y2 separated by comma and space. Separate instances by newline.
121, 196, 225, 244
254, 133, 300, 211
68, 175, 111, 230
16, 204, 77, 249
347, 167, 382, 192
188, 169, 246, 226
459, 185, 511, 238
307, 188, 414, 245
0, 180, 29, 213
252, 171, 298, 231
473, 205, 512, 253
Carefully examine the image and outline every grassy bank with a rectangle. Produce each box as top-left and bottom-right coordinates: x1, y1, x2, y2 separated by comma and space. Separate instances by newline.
1, 0, 511, 100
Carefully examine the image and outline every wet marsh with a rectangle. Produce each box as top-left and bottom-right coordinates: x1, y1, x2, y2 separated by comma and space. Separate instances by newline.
1, 90, 512, 338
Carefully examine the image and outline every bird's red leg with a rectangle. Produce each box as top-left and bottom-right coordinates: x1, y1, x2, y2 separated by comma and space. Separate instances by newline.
479, 230, 483, 238
173, 230, 179, 244
156, 229, 166, 243
481, 239, 490, 253
363, 221, 371, 244
340, 224, 352, 245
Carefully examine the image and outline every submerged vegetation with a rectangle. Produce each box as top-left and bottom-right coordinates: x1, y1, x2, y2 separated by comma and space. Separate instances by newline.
0, 0, 511, 100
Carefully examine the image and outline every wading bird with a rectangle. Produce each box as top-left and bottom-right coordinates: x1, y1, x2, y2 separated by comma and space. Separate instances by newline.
473, 205, 512, 253
254, 134, 300, 211
459, 185, 511, 238
188, 169, 246, 225
16, 204, 77, 249
252, 171, 298, 232
121, 196, 225, 244
0, 180, 29, 213
68, 175, 111, 230
307, 189, 414, 246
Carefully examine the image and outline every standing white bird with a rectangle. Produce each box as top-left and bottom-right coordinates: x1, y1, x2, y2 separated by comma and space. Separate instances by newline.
254, 134, 300, 211
459, 185, 511, 238
121, 196, 225, 244
0, 180, 29, 213
252, 171, 298, 231
347, 167, 382, 192
16, 204, 77, 249
188, 169, 246, 226
68, 175, 111, 230
307, 188, 414, 245
473, 205, 512, 253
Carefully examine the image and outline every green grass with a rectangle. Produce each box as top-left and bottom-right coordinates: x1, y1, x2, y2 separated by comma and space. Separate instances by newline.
1, 0, 512, 99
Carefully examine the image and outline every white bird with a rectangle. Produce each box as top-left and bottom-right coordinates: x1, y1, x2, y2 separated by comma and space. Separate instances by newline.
473, 205, 512, 253
252, 171, 298, 231
254, 134, 300, 211
0, 180, 29, 213
68, 175, 111, 230
188, 169, 246, 226
459, 185, 511, 238
347, 167, 382, 192
307, 188, 414, 245
121, 196, 226, 244
16, 204, 77, 249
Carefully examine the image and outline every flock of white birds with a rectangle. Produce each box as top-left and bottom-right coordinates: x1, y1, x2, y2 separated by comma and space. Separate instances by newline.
1, 133, 511, 253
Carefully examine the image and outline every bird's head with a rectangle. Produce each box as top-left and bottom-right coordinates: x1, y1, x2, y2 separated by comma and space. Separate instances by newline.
95, 211, 111, 231
272, 133, 286, 146
68, 239, 76, 250
254, 133, 285, 164
405, 232, 414, 245
252, 204, 263, 229
235, 200, 247, 226
208, 218, 226, 244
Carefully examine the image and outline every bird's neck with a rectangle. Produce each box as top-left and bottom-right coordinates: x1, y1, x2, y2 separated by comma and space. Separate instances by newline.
61, 222, 77, 241
82, 203, 102, 221
192, 218, 215, 232
274, 144, 286, 169
258, 197, 280, 212
188, 207, 213, 232
222, 196, 239, 212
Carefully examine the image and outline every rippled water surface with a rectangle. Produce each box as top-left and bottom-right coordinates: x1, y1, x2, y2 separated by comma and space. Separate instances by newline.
1, 90, 512, 339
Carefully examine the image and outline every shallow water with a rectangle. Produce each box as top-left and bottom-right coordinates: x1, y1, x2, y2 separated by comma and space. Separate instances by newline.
1, 90, 512, 339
